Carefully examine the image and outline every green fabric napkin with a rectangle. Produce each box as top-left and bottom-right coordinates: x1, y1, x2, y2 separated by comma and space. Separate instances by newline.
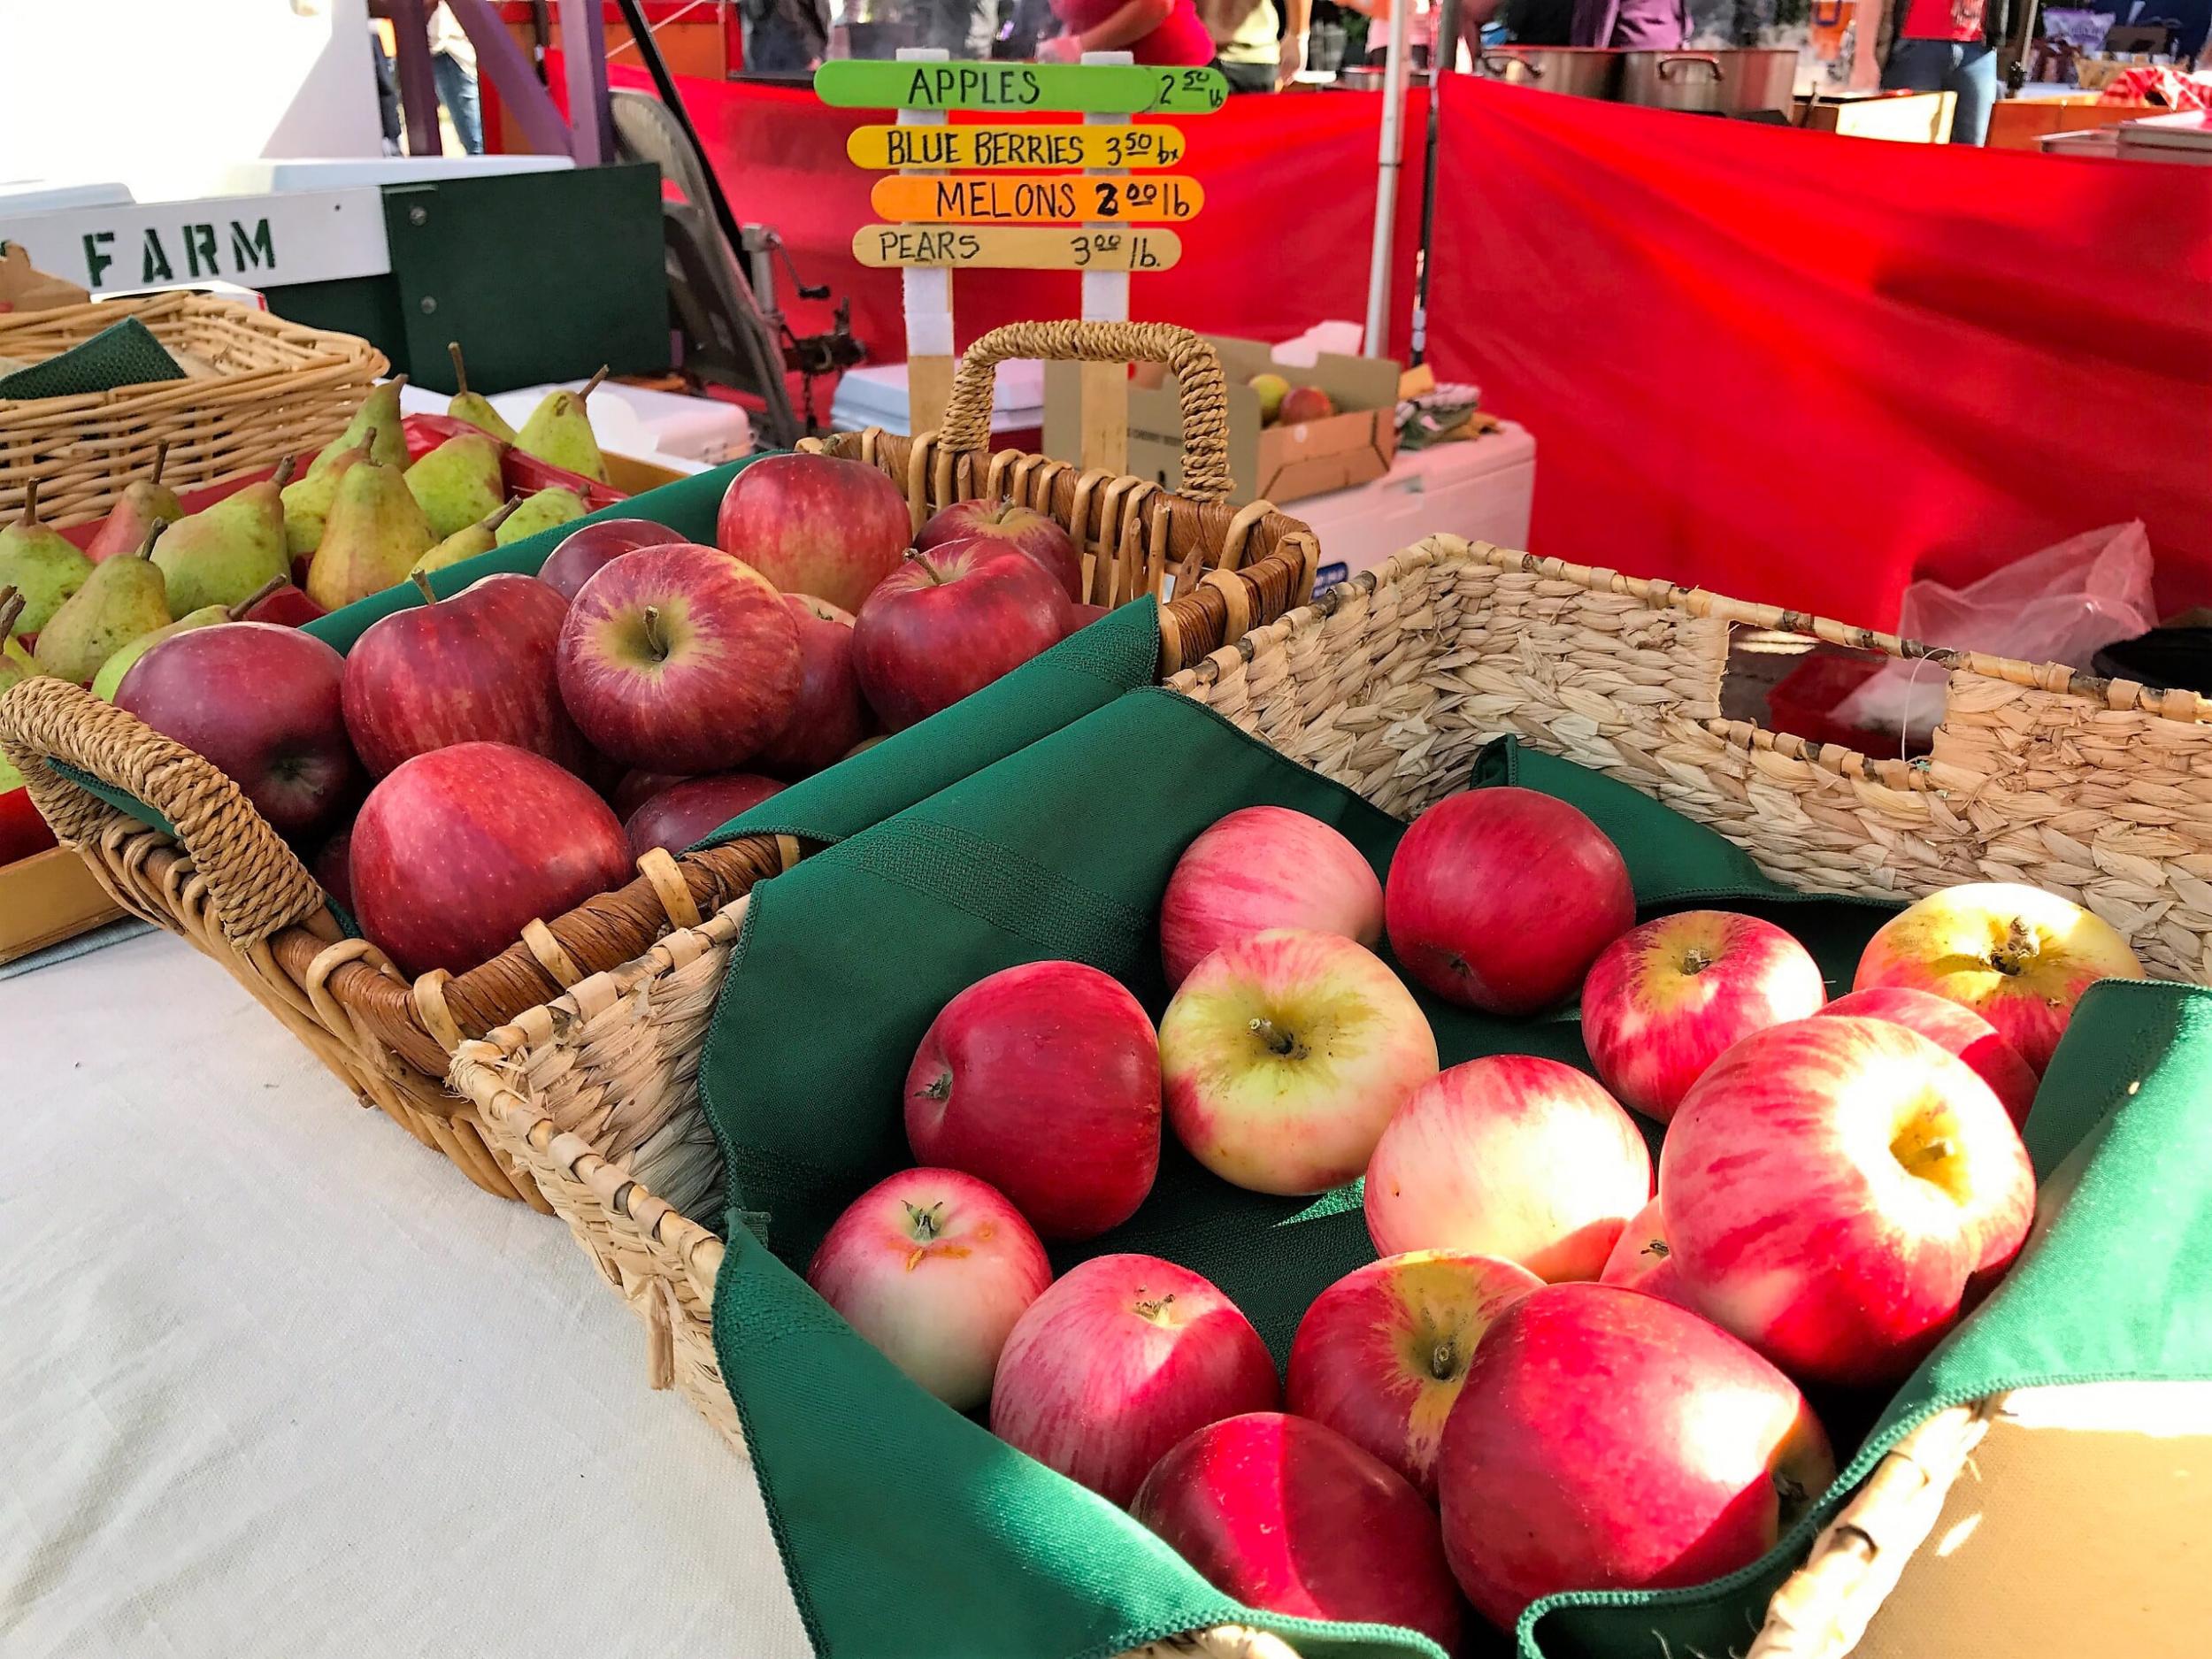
0, 317, 183, 401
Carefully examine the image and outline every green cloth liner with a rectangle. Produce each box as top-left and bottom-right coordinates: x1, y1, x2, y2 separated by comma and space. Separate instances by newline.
0, 317, 183, 401
699, 685, 2212, 1659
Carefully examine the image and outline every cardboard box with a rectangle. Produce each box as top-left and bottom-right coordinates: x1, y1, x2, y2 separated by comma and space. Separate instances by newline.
0, 845, 125, 965
1043, 335, 1401, 507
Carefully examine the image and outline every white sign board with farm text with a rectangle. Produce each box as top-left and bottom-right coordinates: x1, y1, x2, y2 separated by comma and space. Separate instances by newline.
0, 189, 391, 296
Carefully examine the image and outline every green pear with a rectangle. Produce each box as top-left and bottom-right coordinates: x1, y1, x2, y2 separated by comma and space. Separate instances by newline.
313, 376, 410, 472
35, 524, 173, 685
447, 342, 517, 443
305, 459, 436, 611
0, 481, 94, 636
281, 434, 374, 558
406, 433, 506, 539
89, 573, 285, 702
495, 487, 588, 547
84, 442, 186, 564
152, 457, 296, 616
413, 498, 520, 575
514, 366, 611, 484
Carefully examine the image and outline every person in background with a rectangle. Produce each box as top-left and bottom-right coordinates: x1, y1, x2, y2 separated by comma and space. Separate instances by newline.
1570, 0, 1686, 47
1879, 0, 2008, 144
1203, 0, 1312, 89
427, 4, 482, 156
1038, 0, 1218, 63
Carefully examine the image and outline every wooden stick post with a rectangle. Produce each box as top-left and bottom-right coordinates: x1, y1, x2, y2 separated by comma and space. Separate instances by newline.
895, 48, 956, 439
1079, 50, 1135, 481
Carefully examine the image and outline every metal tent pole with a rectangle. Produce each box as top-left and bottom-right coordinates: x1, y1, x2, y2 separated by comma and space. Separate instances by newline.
1362, 0, 1416, 357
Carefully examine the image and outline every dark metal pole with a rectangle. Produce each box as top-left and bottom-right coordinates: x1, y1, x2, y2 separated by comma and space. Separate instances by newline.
612, 0, 752, 260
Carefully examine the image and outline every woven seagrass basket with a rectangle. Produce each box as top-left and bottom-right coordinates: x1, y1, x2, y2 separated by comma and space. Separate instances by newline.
0, 322, 1315, 1212
0, 292, 387, 526
452, 534, 2212, 1658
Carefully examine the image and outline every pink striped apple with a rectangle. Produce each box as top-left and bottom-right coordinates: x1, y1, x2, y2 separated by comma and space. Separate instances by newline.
906, 960, 1161, 1240
1853, 882, 2143, 1074
1660, 1017, 2036, 1387
1133, 1413, 1463, 1652
805, 1167, 1051, 1410
1437, 1282, 1836, 1632
1580, 910, 1827, 1122
1364, 1055, 1652, 1280
1158, 805, 1384, 990
1286, 1249, 1540, 1499
1820, 985, 2038, 1129
990, 1254, 1280, 1507
1598, 1196, 1693, 1310
1159, 928, 1438, 1195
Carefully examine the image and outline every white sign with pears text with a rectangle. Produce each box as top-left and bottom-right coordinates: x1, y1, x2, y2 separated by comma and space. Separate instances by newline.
0, 190, 390, 295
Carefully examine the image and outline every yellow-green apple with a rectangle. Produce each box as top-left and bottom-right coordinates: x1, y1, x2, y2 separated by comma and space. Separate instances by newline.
1279, 385, 1336, 424
623, 772, 784, 857
1286, 1249, 1540, 1499
852, 544, 1069, 733
348, 741, 631, 976
1659, 1017, 2036, 1386
1580, 910, 1827, 1122
537, 517, 680, 602
1247, 372, 1291, 423
1158, 806, 1385, 990
1384, 787, 1633, 1016
752, 595, 867, 779
1852, 882, 2143, 1074
1364, 1055, 1651, 1280
715, 452, 912, 614
1133, 1413, 1463, 1652
342, 572, 583, 778
804, 1166, 1052, 1411
914, 500, 1082, 600
990, 1253, 1279, 1507
1820, 985, 2037, 1129
1598, 1196, 1692, 1309
1159, 927, 1438, 1196
555, 544, 801, 772
115, 621, 361, 843
906, 960, 1161, 1240
1437, 1282, 1836, 1632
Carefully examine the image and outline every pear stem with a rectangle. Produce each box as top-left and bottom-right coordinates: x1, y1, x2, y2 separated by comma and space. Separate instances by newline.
131, 519, 166, 561
19, 477, 39, 528
228, 574, 288, 620
482, 495, 521, 531
0, 588, 24, 638
448, 341, 470, 396
272, 453, 297, 489
579, 365, 610, 403
411, 570, 439, 608
151, 440, 170, 487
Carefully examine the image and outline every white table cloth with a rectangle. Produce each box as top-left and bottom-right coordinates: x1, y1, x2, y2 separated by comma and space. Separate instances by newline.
2, 932, 809, 1657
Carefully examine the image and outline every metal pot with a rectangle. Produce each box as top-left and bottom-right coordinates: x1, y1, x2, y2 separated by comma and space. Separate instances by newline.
1476, 48, 1624, 101
1617, 49, 1799, 115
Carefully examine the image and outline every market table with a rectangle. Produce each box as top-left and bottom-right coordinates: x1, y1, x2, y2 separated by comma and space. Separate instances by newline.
1, 932, 808, 1657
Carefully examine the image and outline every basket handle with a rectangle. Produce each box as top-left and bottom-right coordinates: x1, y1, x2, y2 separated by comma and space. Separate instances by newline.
938, 321, 1233, 504
0, 677, 326, 948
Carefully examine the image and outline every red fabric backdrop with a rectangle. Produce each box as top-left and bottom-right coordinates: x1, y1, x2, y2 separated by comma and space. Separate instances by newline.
1423, 77, 2212, 622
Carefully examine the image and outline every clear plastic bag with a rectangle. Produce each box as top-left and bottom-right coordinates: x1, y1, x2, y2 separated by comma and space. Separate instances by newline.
1834, 522, 2158, 747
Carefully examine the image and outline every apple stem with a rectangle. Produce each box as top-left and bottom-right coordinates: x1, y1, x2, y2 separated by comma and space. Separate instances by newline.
1247, 1017, 1298, 1058
411, 569, 439, 608
641, 603, 666, 658
1133, 1293, 1177, 1324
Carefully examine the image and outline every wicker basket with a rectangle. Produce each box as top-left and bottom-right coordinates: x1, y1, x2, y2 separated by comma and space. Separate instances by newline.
0, 293, 388, 527
0, 321, 1316, 1213
452, 534, 2210, 1658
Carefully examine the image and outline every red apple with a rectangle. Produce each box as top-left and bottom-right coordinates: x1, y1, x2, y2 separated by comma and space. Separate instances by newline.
852, 545, 1069, 733
312, 827, 353, 912
623, 772, 784, 858
805, 1167, 1051, 1411
342, 572, 581, 778
1852, 882, 2144, 1075
715, 452, 911, 614
990, 1254, 1279, 1507
1579, 910, 1827, 1123
611, 769, 687, 820
1598, 1196, 1692, 1309
1159, 928, 1438, 1196
1133, 1413, 1463, 1652
348, 741, 632, 976
1437, 1281, 1836, 1632
1286, 1249, 1540, 1500
1660, 1016, 2036, 1386
1158, 805, 1384, 990
1819, 985, 2037, 1129
0, 784, 57, 864
1279, 385, 1337, 424
906, 959, 1161, 1240
116, 622, 360, 843
1364, 1055, 1651, 1281
751, 595, 866, 780
1384, 788, 1634, 1016
537, 517, 681, 602
241, 582, 326, 626
915, 500, 1082, 600
556, 544, 801, 772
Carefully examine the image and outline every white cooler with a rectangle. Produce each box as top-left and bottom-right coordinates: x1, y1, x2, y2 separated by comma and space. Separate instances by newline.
1300, 421, 1537, 597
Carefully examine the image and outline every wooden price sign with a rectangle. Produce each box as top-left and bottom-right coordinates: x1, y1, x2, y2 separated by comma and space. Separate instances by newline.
822, 51, 1224, 465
